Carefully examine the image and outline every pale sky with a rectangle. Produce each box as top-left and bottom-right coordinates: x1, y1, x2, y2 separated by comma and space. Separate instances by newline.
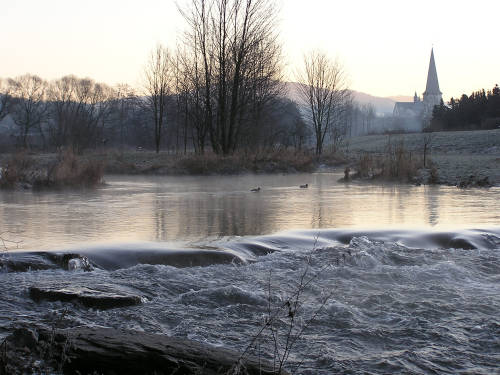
1, 0, 499, 100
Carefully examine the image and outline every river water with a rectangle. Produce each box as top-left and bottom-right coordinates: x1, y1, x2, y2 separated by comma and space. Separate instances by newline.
1, 173, 499, 374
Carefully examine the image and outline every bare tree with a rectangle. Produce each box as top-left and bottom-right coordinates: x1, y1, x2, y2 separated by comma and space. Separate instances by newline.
178, 0, 284, 155
422, 131, 434, 168
0, 78, 13, 123
47, 75, 116, 152
47, 75, 77, 148
8, 74, 49, 149
297, 51, 350, 155
110, 84, 138, 148
329, 95, 353, 152
358, 103, 376, 135
144, 44, 172, 153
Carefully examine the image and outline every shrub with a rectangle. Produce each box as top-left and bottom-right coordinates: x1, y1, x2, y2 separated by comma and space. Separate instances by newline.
0, 150, 104, 189
379, 137, 419, 181
231, 242, 338, 375
0, 151, 33, 188
46, 149, 104, 188
354, 137, 422, 182
355, 153, 376, 178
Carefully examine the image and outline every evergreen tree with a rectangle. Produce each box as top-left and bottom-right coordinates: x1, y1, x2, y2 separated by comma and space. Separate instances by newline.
430, 84, 500, 131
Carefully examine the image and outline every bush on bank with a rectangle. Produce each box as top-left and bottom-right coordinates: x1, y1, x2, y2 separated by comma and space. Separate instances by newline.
0, 150, 104, 190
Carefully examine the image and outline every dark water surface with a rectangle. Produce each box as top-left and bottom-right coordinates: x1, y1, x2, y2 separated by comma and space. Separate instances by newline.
1, 173, 499, 374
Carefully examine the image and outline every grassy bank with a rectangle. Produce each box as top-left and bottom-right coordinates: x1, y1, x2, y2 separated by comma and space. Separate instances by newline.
1, 129, 498, 189
95, 149, 326, 175
0, 149, 347, 189
346, 129, 500, 187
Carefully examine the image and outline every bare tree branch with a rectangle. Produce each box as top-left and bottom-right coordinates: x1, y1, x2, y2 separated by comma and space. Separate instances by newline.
0, 232, 22, 251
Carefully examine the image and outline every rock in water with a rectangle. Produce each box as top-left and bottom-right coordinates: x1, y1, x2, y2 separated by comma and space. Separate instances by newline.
29, 286, 142, 309
4, 326, 284, 375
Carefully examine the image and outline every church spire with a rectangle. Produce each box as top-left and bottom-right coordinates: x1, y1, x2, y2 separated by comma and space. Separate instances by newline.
422, 48, 442, 111
423, 48, 442, 96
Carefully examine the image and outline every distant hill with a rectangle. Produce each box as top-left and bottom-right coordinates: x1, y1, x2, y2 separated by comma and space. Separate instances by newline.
387, 95, 413, 102
284, 82, 405, 115
350, 91, 397, 115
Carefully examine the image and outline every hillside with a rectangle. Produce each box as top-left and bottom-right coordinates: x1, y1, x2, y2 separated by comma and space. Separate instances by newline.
285, 82, 402, 115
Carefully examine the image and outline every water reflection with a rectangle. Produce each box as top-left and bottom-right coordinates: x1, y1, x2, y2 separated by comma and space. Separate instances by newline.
425, 186, 440, 226
0, 173, 499, 250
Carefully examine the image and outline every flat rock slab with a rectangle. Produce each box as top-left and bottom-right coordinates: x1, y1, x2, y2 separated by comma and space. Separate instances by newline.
0, 253, 58, 272
4, 326, 284, 375
0, 252, 94, 272
29, 286, 142, 309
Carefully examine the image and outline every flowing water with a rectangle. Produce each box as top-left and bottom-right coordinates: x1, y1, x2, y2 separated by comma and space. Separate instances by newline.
1, 173, 499, 374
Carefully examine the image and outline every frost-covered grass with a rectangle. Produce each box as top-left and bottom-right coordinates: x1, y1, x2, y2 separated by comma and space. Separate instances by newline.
346, 129, 500, 186
348, 129, 500, 155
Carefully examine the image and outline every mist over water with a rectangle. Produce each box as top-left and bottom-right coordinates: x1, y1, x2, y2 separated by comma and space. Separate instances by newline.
0, 173, 499, 249
1, 173, 499, 374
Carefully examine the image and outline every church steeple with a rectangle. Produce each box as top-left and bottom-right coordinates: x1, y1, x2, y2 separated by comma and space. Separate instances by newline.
423, 48, 442, 96
423, 48, 442, 109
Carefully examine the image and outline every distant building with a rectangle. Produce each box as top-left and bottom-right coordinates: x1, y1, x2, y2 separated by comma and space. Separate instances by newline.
393, 48, 443, 129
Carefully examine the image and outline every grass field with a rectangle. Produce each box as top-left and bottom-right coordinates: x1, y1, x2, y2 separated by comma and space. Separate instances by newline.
346, 129, 500, 186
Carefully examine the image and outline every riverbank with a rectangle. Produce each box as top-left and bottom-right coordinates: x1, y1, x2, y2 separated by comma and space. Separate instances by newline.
346, 128, 500, 187
95, 149, 330, 175
0, 149, 343, 189
0, 129, 498, 189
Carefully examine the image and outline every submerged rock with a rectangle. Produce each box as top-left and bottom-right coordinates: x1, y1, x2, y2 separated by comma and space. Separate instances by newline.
3, 326, 283, 375
0, 252, 94, 273
80, 248, 247, 271
0, 253, 58, 272
29, 286, 142, 309
46, 252, 94, 272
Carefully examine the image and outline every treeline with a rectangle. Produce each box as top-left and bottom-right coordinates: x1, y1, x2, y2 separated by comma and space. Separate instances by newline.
0, 74, 310, 153
431, 84, 500, 131
0, 0, 360, 156
0, 75, 143, 152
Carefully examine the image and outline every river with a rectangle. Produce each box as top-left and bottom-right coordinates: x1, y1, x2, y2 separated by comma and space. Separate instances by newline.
1, 173, 499, 374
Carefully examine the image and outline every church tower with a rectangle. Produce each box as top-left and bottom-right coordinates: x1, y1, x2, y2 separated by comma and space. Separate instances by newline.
422, 48, 442, 112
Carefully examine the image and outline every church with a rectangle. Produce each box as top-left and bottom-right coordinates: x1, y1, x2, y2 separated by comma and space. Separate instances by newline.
393, 48, 443, 127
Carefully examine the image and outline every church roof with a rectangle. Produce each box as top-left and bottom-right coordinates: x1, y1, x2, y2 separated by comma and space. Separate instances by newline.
395, 102, 418, 109
393, 101, 424, 117
423, 48, 442, 96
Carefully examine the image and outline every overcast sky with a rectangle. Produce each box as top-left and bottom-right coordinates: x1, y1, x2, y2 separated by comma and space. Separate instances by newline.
1, 0, 499, 99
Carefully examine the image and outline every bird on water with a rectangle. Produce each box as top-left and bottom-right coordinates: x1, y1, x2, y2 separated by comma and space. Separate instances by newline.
251, 187, 261, 192
300, 184, 308, 188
